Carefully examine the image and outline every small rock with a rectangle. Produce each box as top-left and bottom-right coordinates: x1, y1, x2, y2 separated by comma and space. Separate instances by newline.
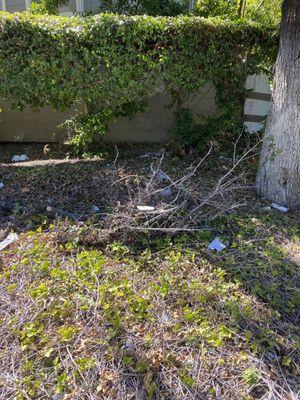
159, 187, 173, 199
123, 338, 135, 355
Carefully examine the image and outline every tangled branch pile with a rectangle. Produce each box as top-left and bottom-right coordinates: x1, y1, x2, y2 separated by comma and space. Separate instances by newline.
79, 137, 260, 243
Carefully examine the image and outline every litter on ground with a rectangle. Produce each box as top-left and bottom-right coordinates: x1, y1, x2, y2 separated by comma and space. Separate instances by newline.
0, 232, 18, 251
0, 182, 4, 189
137, 205, 155, 212
12, 154, 29, 162
271, 203, 289, 212
208, 238, 227, 252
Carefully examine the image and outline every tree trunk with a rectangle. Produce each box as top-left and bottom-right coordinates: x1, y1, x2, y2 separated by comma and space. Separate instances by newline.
256, 0, 300, 210
237, 0, 246, 18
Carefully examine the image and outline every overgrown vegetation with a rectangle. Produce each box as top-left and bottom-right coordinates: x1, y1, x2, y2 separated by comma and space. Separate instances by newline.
0, 13, 278, 151
195, 0, 282, 25
30, 0, 282, 26
0, 143, 299, 400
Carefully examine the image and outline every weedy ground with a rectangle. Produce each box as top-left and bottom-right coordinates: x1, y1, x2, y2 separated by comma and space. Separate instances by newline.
0, 143, 299, 400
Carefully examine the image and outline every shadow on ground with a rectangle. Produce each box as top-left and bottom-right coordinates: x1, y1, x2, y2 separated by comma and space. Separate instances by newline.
0, 143, 299, 399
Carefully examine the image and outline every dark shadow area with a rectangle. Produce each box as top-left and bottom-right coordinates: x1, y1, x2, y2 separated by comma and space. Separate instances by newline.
0, 143, 160, 231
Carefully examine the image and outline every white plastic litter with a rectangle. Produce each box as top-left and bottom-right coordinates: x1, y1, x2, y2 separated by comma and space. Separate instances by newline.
137, 205, 155, 212
139, 149, 164, 159
271, 203, 289, 213
0, 182, 4, 189
208, 238, 227, 252
12, 154, 29, 162
0, 233, 18, 251
92, 205, 100, 212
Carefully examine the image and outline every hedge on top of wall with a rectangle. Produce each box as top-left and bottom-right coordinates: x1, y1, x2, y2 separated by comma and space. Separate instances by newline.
0, 12, 278, 150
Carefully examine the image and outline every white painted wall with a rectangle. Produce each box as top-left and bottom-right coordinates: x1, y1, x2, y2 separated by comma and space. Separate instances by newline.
4, 0, 27, 12
244, 74, 272, 133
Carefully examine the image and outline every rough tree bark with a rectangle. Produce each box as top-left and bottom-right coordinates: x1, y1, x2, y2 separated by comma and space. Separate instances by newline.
256, 0, 300, 209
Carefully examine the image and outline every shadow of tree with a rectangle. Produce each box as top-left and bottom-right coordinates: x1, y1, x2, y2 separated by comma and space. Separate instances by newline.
0, 157, 135, 230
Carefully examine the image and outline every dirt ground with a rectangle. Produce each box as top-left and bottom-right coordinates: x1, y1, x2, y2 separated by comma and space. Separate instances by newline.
0, 143, 170, 230
1, 142, 299, 232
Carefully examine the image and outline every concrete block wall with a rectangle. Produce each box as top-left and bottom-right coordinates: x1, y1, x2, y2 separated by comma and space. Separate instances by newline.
0, 84, 217, 143
0, 75, 273, 143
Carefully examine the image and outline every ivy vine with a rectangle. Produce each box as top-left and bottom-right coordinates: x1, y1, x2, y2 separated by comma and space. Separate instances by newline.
0, 13, 278, 150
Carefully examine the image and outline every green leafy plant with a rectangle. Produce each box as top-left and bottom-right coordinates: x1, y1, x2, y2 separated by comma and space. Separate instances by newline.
195, 0, 281, 25
58, 326, 79, 341
242, 367, 261, 386
0, 13, 278, 152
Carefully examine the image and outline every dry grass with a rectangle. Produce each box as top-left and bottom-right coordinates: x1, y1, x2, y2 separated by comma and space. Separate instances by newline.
0, 142, 299, 400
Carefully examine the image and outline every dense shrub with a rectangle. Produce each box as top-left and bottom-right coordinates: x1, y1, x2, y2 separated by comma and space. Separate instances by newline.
195, 0, 282, 25
0, 13, 278, 149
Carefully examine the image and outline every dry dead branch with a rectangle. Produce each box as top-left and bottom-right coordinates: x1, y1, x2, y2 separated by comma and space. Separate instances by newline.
95, 138, 261, 241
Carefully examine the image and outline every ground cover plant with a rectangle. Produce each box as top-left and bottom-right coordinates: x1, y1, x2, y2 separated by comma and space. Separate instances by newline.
0, 142, 299, 399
